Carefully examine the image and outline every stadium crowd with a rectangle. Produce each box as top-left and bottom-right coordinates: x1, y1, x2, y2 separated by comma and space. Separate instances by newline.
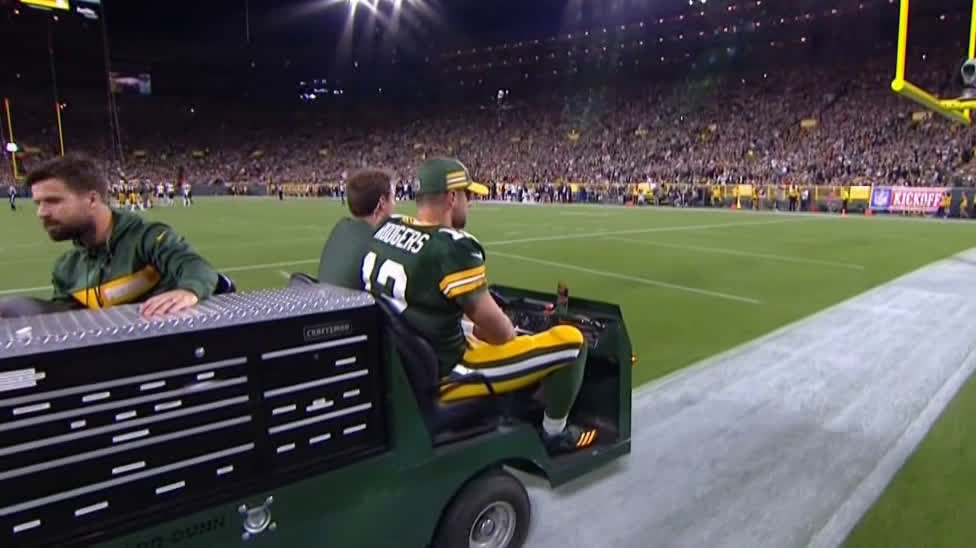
3, 47, 976, 199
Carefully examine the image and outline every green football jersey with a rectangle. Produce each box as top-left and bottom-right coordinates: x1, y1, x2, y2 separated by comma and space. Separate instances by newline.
362, 215, 488, 375
318, 217, 374, 290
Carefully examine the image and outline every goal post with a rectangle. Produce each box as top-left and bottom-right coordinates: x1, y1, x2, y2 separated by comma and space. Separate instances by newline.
891, 0, 976, 125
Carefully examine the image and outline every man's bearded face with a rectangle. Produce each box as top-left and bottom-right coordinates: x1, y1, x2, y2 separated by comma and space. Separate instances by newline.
32, 178, 96, 242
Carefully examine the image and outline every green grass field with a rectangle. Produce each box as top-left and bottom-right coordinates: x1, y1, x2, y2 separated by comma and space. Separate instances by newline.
4, 196, 976, 545
4, 198, 976, 384
844, 369, 976, 548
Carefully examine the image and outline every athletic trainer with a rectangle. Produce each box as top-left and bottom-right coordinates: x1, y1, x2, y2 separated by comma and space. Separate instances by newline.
0, 154, 218, 318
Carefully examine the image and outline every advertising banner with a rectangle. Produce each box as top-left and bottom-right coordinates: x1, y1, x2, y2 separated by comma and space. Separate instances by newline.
849, 185, 872, 201
869, 186, 892, 211
889, 186, 945, 212
870, 186, 945, 213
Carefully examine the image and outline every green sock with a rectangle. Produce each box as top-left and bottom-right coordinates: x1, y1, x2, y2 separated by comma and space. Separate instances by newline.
541, 342, 587, 420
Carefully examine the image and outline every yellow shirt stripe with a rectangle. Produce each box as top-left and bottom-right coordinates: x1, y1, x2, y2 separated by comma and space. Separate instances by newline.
71, 265, 160, 309
439, 265, 486, 291
445, 278, 487, 299
397, 215, 437, 227
442, 272, 485, 295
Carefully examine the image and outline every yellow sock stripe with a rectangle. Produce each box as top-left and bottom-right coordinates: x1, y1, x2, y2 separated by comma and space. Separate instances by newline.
439, 265, 486, 291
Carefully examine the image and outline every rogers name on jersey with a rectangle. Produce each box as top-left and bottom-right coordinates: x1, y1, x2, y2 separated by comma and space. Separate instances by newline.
373, 222, 431, 254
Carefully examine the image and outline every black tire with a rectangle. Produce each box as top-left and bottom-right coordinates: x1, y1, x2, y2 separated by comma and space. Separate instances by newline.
432, 468, 531, 548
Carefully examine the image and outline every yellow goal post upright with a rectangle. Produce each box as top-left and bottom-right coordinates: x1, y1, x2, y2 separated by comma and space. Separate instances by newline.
891, 0, 976, 125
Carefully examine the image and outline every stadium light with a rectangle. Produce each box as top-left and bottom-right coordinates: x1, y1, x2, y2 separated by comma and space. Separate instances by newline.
348, 0, 405, 5
347, 0, 403, 11
20, 0, 70, 12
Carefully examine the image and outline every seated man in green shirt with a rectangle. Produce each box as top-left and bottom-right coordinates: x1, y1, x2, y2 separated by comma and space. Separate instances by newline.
317, 168, 396, 289
0, 154, 218, 319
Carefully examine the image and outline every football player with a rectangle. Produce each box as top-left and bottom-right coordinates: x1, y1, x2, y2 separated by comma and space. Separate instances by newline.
362, 157, 597, 454
182, 181, 193, 206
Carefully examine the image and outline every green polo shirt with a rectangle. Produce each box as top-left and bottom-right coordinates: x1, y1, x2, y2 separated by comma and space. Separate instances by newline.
317, 217, 375, 290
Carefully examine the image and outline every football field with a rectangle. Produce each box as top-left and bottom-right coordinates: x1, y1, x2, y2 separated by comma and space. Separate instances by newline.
3, 197, 975, 384
3, 197, 976, 546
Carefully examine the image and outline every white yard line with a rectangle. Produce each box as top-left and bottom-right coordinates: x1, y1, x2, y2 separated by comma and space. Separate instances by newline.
220, 259, 318, 274
0, 236, 327, 267
0, 241, 69, 253
0, 284, 53, 296
0, 259, 319, 296
633, 248, 976, 401
490, 250, 761, 305
605, 236, 867, 271
558, 211, 612, 217
474, 200, 976, 225
484, 218, 807, 246
0, 225, 326, 258
0, 220, 800, 297
0, 256, 54, 267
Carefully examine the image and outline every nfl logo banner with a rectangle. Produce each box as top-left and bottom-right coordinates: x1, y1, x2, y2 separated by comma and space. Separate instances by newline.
870, 186, 893, 211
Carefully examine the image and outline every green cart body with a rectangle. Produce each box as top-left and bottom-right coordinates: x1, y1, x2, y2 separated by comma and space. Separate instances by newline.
0, 282, 632, 548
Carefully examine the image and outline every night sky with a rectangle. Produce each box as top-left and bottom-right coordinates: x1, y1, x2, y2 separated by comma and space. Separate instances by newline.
4, 0, 775, 51
1, 0, 973, 97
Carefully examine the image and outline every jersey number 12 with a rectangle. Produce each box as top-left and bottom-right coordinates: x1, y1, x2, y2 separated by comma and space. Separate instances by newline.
361, 252, 408, 313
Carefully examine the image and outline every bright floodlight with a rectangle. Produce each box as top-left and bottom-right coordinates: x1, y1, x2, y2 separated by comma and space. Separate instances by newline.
5, 142, 18, 153
347, 0, 405, 10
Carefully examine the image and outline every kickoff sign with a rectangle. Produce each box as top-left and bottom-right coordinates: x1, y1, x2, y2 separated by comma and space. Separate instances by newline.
870, 186, 944, 213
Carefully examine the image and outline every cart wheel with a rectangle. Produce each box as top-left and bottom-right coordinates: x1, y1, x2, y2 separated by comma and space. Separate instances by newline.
432, 468, 531, 548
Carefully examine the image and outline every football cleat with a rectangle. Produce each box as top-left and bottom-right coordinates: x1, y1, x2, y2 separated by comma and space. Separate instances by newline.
544, 424, 598, 455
